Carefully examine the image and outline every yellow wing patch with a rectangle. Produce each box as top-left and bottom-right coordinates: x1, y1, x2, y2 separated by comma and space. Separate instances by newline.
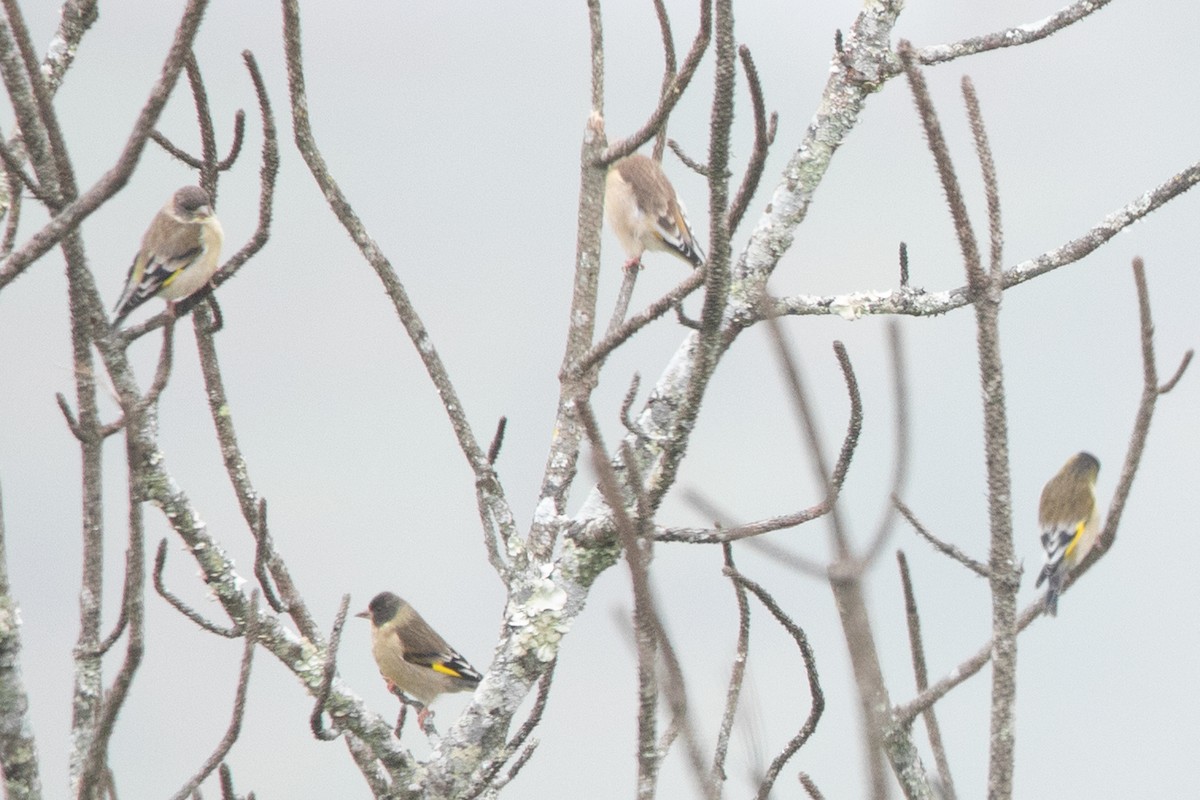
431, 662, 462, 678
1063, 520, 1086, 559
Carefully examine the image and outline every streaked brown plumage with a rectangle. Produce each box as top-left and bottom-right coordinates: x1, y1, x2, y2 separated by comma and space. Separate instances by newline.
356, 591, 481, 726
1035, 452, 1101, 616
604, 154, 704, 270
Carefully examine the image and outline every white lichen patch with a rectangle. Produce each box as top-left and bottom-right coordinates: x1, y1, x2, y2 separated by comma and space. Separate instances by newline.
829, 290, 890, 320
0, 600, 19, 634
507, 570, 572, 663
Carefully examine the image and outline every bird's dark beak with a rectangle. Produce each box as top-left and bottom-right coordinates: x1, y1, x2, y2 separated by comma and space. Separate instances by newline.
355, 610, 370, 620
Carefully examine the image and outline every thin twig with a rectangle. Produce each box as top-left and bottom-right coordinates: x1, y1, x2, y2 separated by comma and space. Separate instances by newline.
193, 307, 315, 639
603, 1, 712, 164
251, 500, 286, 614
577, 399, 714, 799
894, 495, 989, 578
916, 0, 1114, 66
77, 432, 151, 796
667, 139, 709, 176
137, 315, 176, 411
897, 552, 957, 800
55, 391, 85, 441
487, 417, 508, 465
152, 540, 240, 637
649, 0, 678, 161
310, 594, 351, 741
151, 110, 244, 172
727, 44, 772, 234
169, 593, 260, 800
567, 269, 706, 379
461, 660, 558, 800
1158, 350, 1192, 394
282, 0, 517, 561
619, 373, 642, 434
765, 159, 1200, 323
607, 266, 639, 335
180, 52, 218, 195
726, 568, 823, 800
215, 111, 246, 171
799, 773, 825, 800
962, 78, 1001, 275
663, 338, 863, 547
1075, 258, 1191, 572
710, 543, 751, 786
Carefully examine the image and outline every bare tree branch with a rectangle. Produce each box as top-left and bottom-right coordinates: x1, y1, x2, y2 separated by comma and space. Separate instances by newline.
0, 479, 43, 800
77, 435, 149, 799
799, 772, 826, 800
603, 1, 713, 164
897, 552, 957, 800
310, 595, 351, 742
193, 307, 316, 640
725, 567, 823, 800
169, 593, 259, 800
566, 269, 706, 379
726, 44, 774, 234
461, 660, 558, 800
896, 257, 1190, 726
760, 307, 891, 798
280, 0, 517, 570
710, 543, 750, 788
153, 540, 240, 638
894, 496, 989, 578
765, 159, 1200, 322
42, 0, 99, 93
915, 0, 1114, 66
898, 43, 1017, 798
578, 399, 714, 800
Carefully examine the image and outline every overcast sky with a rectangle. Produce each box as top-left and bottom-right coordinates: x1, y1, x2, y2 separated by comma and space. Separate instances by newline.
1, 1, 1197, 797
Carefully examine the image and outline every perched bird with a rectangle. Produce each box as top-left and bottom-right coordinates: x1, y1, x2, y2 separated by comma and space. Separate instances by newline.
356, 591, 482, 728
112, 185, 224, 327
1035, 452, 1101, 616
604, 153, 704, 271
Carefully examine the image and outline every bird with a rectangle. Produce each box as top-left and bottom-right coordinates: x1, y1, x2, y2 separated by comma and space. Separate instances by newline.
112, 185, 224, 327
1034, 452, 1101, 616
604, 153, 704, 271
356, 591, 482, 729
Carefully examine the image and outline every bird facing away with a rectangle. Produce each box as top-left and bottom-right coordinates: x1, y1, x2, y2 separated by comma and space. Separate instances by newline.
604, 153, 704, 271
1035, 451, 1101, 616
357, 591, 482, 728
112, 185, 224, 327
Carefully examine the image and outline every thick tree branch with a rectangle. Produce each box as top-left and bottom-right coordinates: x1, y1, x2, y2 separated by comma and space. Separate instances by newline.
0, 481, 43, 800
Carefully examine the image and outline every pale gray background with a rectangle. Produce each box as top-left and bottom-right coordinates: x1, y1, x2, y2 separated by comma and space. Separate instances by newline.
0, 1, 1197, 797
